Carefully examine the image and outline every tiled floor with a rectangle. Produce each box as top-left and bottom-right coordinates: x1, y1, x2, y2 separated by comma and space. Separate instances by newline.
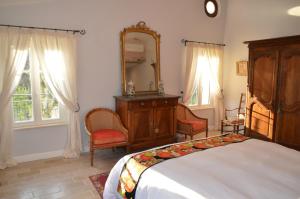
0, 132, 220, 199
0, 149, 126, 199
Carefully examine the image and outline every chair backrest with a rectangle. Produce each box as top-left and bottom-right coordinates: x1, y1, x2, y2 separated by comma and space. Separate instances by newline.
85, 108, 120, 133
238, 93, 246, 116
176, 103, 189, 121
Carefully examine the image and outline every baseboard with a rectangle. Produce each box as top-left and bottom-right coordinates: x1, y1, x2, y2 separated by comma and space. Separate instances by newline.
14, 150, 64, 163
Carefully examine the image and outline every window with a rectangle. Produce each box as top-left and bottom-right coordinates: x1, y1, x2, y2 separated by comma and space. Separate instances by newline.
12, 51, 64, 128
204, 0, 218, 18
188, 55, 220, 108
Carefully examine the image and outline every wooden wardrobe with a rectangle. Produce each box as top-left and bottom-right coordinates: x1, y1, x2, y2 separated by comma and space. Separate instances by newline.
245, 35, 300, 150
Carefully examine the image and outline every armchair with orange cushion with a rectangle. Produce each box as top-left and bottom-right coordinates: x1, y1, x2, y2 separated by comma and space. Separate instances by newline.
176, 103, 208, 140
85, 108, 128, 166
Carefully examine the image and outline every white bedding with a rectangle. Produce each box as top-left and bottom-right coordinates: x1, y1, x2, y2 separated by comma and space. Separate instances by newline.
103, 139, 300, 199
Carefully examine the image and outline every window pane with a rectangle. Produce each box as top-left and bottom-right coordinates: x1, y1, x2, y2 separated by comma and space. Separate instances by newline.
40, 74, 59, 120
24, 56, 30, 71
12, 74, 33, 122
189, 89, 198, 106
17, 73, 32, 93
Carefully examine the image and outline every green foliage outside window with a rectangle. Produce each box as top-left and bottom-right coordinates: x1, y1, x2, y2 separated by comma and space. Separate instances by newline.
12, 86, 33, 122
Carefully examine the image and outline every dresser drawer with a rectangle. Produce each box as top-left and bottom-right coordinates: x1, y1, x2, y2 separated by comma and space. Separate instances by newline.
129, 100, 153, 110
155, 98, 177, 107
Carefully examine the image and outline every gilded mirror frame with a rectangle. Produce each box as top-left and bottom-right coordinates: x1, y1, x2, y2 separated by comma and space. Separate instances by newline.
120, 21, 161, 95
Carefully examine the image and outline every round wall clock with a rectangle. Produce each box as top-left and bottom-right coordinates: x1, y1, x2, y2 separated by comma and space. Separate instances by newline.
204, 0, 218, 18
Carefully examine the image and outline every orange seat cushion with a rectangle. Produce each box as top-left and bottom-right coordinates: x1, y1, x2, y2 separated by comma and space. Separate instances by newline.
179, 120, 206, 131
92, 129, 127, 145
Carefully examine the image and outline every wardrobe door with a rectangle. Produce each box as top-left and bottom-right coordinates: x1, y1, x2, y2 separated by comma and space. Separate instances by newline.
249, 48, 278, 108
247, 47, 278, 140
275, 45, 300, 149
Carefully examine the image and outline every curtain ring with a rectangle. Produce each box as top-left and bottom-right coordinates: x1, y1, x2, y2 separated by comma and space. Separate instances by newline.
75, 103, 80, 112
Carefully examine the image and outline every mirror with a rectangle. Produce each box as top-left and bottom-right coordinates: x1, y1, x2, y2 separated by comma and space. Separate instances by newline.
121, 21, 161, 95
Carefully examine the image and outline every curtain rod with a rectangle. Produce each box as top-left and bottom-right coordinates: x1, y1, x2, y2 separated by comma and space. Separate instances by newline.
181, 39, 225, 46
0, 24, 86, 35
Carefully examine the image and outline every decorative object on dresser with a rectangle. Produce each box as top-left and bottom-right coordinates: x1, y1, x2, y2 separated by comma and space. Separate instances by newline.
84, 108, 128, 166
244, 35, 300, 150
115, 95, 179, 151
176, 103, 208, 140
126, 80, 135, 96
221, 93, 246, 134
158, 80, 165, 96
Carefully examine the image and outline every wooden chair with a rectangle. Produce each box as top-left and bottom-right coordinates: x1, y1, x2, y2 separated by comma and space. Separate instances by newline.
221, 93, 246, 134
85, 108, 128, 166
176, 103, 208, 140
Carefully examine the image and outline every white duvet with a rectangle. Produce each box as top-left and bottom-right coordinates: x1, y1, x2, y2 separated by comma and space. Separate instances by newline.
103, 139, 300, 199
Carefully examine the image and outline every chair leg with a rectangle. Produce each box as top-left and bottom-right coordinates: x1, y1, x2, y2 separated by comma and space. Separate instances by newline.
237, 125, 240, 134
190, 135, 193, 140
206, 128, 208, 138
221, 121, 223, 135
90, 149, 94, 167
185, 134, 187, 140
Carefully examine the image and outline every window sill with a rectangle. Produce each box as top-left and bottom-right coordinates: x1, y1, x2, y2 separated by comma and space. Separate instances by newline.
14, 121, 67, 130
188, 105, 214, 111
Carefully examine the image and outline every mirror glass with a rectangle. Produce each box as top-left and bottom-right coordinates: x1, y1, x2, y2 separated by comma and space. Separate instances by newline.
125, 32, 157, 91
121, 21, 160, 95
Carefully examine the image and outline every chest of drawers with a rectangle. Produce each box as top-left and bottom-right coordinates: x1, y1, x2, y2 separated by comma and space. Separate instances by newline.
115, 95, 179, 151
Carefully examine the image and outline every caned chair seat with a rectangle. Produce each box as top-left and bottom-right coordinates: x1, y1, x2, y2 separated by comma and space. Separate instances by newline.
92, 129, 127, 145
222, 118, 244, 126
178, 119, 207, 131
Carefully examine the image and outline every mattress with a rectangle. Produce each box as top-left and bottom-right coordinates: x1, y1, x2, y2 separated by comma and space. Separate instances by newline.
103, 138, 300, 199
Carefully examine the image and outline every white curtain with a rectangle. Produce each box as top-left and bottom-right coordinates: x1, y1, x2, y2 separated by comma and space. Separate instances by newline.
0, 27, 31, 169
32, 30, 82, 158
183, 43, 202, 103
183, 42, 224, 129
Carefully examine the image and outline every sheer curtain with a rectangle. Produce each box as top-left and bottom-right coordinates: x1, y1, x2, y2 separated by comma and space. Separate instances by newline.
32, 30, 82, 158
183, 43, 201, 103
183, 42, 224, 129
0, 27, 31, 169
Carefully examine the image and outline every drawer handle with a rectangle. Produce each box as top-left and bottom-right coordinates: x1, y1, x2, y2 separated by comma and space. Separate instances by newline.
154, 128, 159, 133
164, 100, 168, 104
140, 102, 145, 106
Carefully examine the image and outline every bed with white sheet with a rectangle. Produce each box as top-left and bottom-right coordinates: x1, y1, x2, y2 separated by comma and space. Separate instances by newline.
103, 138, 300, 199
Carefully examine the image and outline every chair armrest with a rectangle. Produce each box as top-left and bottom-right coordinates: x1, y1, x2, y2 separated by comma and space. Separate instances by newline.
186, 110, 208, 122
84, 121, 91, 136
113, 114, 129, 139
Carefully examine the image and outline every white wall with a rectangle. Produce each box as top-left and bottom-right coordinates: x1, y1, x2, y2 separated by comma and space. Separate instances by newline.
0, 0, 227, 158
223, 0, 300, 109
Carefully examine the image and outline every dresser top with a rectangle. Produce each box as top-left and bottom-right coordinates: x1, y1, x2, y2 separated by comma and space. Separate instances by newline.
114, 94, 180, 101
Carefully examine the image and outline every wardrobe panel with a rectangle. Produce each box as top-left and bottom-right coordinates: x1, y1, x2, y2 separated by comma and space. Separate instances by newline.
275, 46, 300, 149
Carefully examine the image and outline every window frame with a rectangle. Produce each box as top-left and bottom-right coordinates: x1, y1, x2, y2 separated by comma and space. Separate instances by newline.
187, 55, 214, 109
13, 49, 66, 130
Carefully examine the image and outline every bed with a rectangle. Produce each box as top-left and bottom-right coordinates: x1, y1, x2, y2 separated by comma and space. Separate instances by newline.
103, 136, 300, 199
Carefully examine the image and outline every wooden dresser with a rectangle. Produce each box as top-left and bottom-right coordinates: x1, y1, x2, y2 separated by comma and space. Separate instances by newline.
115, 95, 179, 151
244, 35, 300, 150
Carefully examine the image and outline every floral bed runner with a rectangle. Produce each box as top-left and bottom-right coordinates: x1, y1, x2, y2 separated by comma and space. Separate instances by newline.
118, 133, 250, 198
